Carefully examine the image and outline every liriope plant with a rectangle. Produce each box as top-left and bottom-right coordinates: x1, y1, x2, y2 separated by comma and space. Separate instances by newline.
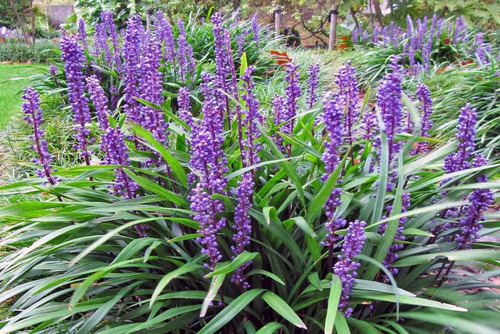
0, 11, 498, 334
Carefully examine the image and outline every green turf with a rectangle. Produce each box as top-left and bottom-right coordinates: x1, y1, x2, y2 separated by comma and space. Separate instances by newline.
0, 63, 45, 129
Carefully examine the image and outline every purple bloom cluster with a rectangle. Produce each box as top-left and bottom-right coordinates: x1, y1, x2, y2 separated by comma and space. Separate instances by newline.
333, 220, 367, 317
336, 62, 360, 144
22, 87, 58, 185
60, 32, 92, 165
412, 83, 433, 154
443, 104, 476, 174
379, 193, 411, 279
455, 155, 494, 250
306, 64, 320, 110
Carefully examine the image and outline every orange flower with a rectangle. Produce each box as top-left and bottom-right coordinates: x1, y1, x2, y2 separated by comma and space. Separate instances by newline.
270, 50, 292, 66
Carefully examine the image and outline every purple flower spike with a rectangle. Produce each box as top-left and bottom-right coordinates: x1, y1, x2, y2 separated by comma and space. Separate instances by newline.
61, 32, 92, 165
377, 58, 403, 161
334, 220, 367, 317
138, 32, 168, 148
251, 13, 259, 44
443, 104, 476, 174
272, 94, 285, 151
101, 11, 122, 73
377, 58, 403, 192
306, 64, 320, 110
283, 63, 301, 144
86, 75, 110, 130
123, 15, 144, 124
412, 83, 433, 154
361, 108, 378, 141
154, 11, 175, 63
189, 73, 229, 270
177, 87, 194, 128
101, 126, 138, 199
454, 154, 493, 250
231, 171, 253, 289
177, 19, 195, 81
22, 87, 58, 185
241, 67, 263, 168
336, 62, 360, 144
321, 95, 345, 247
78, 18, 88, 50
322, 96, 344, 177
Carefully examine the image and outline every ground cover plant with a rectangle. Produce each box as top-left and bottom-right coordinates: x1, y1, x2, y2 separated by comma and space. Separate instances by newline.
0, 10, 498, 334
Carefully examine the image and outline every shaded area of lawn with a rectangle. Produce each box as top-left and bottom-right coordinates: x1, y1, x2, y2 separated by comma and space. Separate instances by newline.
0, 63, 46, 129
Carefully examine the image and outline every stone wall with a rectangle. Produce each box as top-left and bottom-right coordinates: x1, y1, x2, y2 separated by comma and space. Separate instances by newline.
46, 4, 74, 29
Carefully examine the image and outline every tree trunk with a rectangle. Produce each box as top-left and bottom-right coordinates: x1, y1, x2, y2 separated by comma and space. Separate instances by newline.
350, 7, 359, 30
30, 0, 36, 45
9, 0, 30, 45
372, 0, 384, 26
328, 4, 339, 50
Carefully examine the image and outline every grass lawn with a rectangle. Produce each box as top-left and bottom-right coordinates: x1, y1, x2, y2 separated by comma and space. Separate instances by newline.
0, 63, 46, 130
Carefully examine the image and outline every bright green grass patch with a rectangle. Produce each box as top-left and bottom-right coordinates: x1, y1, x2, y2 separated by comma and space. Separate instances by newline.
0, 63, 45, 129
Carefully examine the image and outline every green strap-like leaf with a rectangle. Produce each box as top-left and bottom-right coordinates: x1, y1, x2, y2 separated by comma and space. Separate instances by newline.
198, 289, 264, 334
205, 252, 259, 278
262, 291, 307, 329
200, 274, 226, 317
150, 262, 203, 308
325, 275, 342, 334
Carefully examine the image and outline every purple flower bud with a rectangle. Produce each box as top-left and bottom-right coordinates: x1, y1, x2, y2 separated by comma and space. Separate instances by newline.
272, 94, 285, 151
